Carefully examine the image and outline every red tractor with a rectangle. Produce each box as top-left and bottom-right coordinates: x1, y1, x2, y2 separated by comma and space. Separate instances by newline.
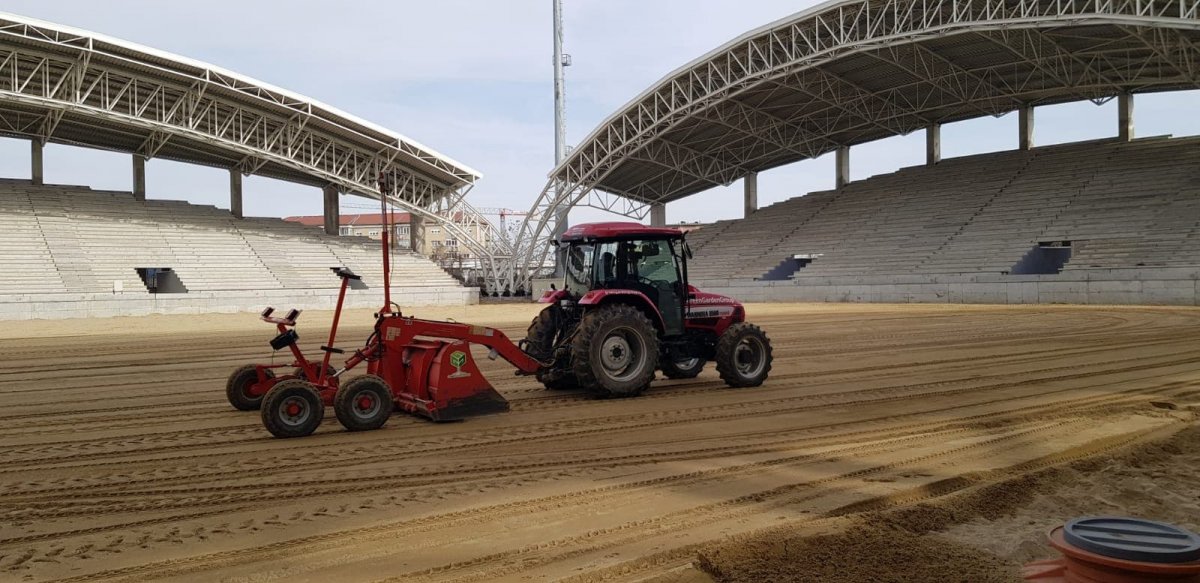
523, 222, 772, 397
225, 215, 772, 438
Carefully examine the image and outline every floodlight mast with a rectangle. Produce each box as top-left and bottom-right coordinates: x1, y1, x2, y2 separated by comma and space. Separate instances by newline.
551, 0, 570, 279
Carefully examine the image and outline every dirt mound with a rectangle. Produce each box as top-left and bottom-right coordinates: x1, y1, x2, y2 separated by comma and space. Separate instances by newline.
697, 524, 1017, 583
695, 425, 1200, 583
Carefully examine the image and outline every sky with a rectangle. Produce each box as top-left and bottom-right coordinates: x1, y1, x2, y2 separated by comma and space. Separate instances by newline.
0, 0, 1198, 226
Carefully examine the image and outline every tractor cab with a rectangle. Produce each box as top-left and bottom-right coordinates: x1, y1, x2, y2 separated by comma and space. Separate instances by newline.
528, 222, 772, 398
559, 223, 690, 336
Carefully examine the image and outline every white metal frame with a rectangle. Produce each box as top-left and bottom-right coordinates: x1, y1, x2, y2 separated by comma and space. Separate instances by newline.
503, 0, 1200, 291
0, 12, 512, 284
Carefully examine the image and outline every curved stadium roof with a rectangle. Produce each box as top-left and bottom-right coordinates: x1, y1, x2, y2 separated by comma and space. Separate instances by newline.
0, 11, 479, 204
551, 0, 1200, 205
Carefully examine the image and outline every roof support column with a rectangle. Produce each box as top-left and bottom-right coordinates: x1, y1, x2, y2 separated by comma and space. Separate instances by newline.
131, 154, 146, 201
744, 172, 758, 218
229, 170, 243, 219
322, 185, 339, 236
835, 146, 850, 189
648, 202, 667, 225
1019, 104, 1035, 151
30, 139, 44, 186
1118, 92, 1134, 142
926, 123, 941, 166
409, 214, 425, 255
649, 203, 666, 226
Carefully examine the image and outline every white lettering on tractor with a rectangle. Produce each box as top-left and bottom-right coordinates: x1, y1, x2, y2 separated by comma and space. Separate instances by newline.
686, 306, 734, 319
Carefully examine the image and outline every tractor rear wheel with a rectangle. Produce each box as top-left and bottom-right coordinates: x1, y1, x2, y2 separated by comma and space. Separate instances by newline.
261, 379, 324, 438
571, 304, 658, 398
226, 365, 274, 411
525, 304, 580, 390
334, 375, 393, 432
715, 323, 773, 388
661, 357, 705, 379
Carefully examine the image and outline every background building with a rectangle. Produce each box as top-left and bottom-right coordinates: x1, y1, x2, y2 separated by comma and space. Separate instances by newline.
284, 213, 490, 265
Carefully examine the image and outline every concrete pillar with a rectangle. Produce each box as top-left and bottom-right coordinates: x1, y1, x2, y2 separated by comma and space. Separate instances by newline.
743, 172, 758, 218
131, 155, 146, 200
322, 185, 339, 236
1019, 104, 1035, 151
1118, 92, 1134, 142
835, 146, 850, 189
409, 213, 425, 254
30, 140, 44, 186
229, 169, 243, 219
926, 123, 941, 166
649, 203, 666, 226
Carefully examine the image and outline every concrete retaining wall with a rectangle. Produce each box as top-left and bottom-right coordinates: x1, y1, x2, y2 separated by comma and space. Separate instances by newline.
0, 286, 478, 320
699, 270, 1200, 306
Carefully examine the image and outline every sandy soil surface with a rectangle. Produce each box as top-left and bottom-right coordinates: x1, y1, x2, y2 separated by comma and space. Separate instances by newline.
690, 425, 1200, 583
1, 302, 1198, 582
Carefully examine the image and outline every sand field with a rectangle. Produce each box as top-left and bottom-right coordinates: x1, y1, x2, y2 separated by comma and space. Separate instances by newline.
1, 302, 1198, 582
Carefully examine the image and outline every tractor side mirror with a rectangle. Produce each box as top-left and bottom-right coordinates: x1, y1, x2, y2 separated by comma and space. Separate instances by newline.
550, 283, 556, 291
683, 242, 694, 260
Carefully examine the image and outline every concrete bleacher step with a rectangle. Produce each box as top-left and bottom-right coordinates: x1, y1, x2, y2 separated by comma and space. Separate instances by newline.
689, 137, 1200, 285
0, 183, 466, 296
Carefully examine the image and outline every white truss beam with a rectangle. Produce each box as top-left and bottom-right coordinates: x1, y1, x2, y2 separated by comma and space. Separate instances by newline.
503, 0, 1200, 291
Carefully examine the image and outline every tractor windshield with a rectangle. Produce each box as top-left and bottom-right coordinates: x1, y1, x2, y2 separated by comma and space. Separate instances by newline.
564, 243, 595, 296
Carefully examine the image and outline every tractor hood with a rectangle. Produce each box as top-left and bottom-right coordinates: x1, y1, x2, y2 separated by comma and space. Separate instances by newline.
687, 285, 742, 310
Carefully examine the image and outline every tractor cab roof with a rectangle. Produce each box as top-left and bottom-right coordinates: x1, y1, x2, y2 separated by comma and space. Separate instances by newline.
559, 222, 683, 243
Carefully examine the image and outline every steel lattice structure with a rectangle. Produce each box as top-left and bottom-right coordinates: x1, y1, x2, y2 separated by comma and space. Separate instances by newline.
0, 12, 513, 284
503, 0, 1200, 291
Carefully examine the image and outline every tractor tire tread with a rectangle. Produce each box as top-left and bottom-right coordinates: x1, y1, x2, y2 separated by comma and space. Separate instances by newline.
571, 304, 658, 398
715, 322, 773, 388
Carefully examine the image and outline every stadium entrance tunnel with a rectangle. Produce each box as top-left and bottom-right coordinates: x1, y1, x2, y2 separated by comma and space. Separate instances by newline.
135, 268, 187, 294
759, 255, 818, 281
1011, 242, 1072, 275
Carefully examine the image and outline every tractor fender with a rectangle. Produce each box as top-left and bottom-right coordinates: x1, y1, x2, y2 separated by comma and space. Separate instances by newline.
577, 290, 667, 332
538, 289, 570, 304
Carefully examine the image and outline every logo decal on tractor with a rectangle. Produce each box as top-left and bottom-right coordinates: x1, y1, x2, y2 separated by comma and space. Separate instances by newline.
686, 306, 734, 319
448, 350, 470, 378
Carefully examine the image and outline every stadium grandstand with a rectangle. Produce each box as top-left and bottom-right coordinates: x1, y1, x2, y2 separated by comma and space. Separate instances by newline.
0, 12, 483, 319
506, 0, 1200, 305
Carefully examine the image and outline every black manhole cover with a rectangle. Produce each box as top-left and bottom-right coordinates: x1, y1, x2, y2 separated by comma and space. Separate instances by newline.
1064, 517, 1200, 564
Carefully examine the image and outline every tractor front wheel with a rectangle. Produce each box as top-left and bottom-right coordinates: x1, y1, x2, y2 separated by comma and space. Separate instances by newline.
571, 304, 658, 398
261, 379, 324, 438
334, 375, 393, 432
715, 323, 773, 388
226, 365, 274, 411
661, 357, 705, 379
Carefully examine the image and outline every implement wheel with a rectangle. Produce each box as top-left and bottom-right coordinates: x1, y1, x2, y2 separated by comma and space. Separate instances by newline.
661, 357, 705, 379
261, 379, 324, 438
571, 304, 658, 398
226, 365, 274, 411
334, 375, 393, 432
715, 323, 773, 388
525, 304, 580, 390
